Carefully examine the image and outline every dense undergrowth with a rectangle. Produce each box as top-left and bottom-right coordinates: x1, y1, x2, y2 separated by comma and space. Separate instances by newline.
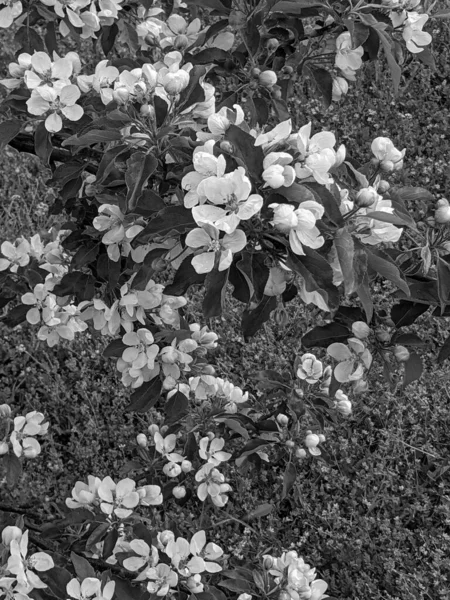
1, 19, 450, 600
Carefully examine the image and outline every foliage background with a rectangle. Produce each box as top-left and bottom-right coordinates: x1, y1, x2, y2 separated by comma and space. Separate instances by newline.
1, 17, 450, 600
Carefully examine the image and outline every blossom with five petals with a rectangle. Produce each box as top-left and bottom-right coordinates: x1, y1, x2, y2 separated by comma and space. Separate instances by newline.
296, 354, 323, 384
27, 84, 84, 133
6, 530, 54, 592
391, 10, 432, 53
335, 32, 364, 76
198, 437, 232, 466
0, 238, 31, 272
123, 540, 159, 577
0, 0, 22, 28
186, 225, 247, 274
182, 140, 226, 208
327, 337, 372, 382
254, 119, 292, 148
294, 122, 338, 185
97, 477, 140, 519
66, 476, 102, 510
66, 578, 115, 600
270, 202, 325, 255
146, 563, 178, 596
262, 152, 296, 189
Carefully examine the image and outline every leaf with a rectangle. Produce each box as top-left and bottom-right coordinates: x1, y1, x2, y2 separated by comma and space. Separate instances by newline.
271, 97, 290, 121
356, 271, 374, 324
102, 528, 119, 560
402, 351, 423, 388
302, 322, 350, 348
34, 121, 53, 165
190, 48, 230, 65
307, 66, 332, 109
238, 438, 271, 458
130, 189, 166, 218
365, 210, 412, 228
243, 503, 273, 521
0, 119, 22, 151
437, 256, 450, 314
376, 28, 401, 94
3, 304, 29, 328
96, 253, 121, 290
101, 23, 119, 56
62, 130, 122, 147
178, 65, 207, 112
287, 248, 339, 310
52, 272, 96, 302
224, 124, 264, 181
3, 453, 22, 486
334, 229, 356, 295
415, 46, 435, 69
103, 338, 128, 358
203, 265, 229, 318
154, 95, 169, 128
71, 552, 96, 579
302, 182, 344, 226
276, 183, 317, 204
270, 0, 329, 13
132, 248, 168, 291
125, 152, 158, 212
164, 392, 189, 425
132, 206, 196, 245
218, 579, 254, 594
391, 301, 429, 328
365, 248, 409, 296
124, 377, 162, 412
391, 333, 427, 347
281, 461, 296, 499
38, 567, 72, 599
241, 295, 277, 339
343, 19, 370, 48
71, 241, 100, 270
437, 333, 450, 363
164, 256, 206, 296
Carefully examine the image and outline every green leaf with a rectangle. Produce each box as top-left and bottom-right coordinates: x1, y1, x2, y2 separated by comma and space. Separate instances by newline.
0, 119, 22, 151
132, 206, 196, 245
3, 453, 22, 486
218, 579, 254, 594
281, 461, 296, 499
103, 338, 128, 358
34, 121, 53, 165
334, 229, 356, 295
270, 0, 329, 13
307, 66, 332, 109
96, 253, 121, 290
224, 124, 264, 182
178, 65, 207, 112
125, 152, 158, 211
287, 248, 339, 310
391, 301, 429, 328
164, 392, 189, 425
437, 256, 450, 314
302, 182, 344, 226
365, 248, 409, 296
365, 210, 413, 228
130, 189, 165, 218
343, 19, 370, 48
124, 377, 162, 413
391, 333, 427, 347
3, 304, 30, 328
302, 322, 350, 348
71, 241, 100, 270
203, 264, 229, 318
276, 183, 317, 204
243, 503, 274, 521
52, 272, 96, 302
164, 256, 206, 296
402, 351, 423, 388
437, 333, 450, 363
62, 130, 123, 147
71, 552, 96, 579
132, 248, 169, 291
241, 295, 277, 339
376, 28, 401, 94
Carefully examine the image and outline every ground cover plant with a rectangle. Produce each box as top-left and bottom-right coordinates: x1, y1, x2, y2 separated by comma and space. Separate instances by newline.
0, 1, 450, 599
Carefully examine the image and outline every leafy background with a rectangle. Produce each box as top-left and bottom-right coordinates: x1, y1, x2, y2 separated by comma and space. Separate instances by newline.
1, 18, 450, 600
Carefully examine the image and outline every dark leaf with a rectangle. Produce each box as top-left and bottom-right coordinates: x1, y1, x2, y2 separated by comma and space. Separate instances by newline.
437, 333, 450, 363
391, 301, 429, 327
190, 48, 230, 65
3, 453, 22, 486
203, 265, 229, 318
281, 461, 296, 499
164, 392, 189, 425
224, 124, 264, 181
402, 351, 423, 388
415, 46, 435, 69
96, 253, 121, 290
303, 182, 344, 226
0, 119, 22, 151
132, 247, 169, 291
154, 95, 169, 128
302, 322, 350, 348
3, 304, 29, 328
365, 210, 413, 228
124, 377, 162, 413
44, 21, 58, 54
71, 241, 100, 270
102, 528, 119, 560
242, 503, 273, 521
14, 26, 45, 53
132, 206, 196, 245
366, 248, 409, 296
71, 552, 96, 579
52, 272, 96, 302
38, 567, 72, 599
391, 333, 427, 347
178, 65, 207, 112
344, 19, 370, 48
101, 24, 119, 56
276, 183, 316, 204
130, 189, 166, 218
103, 338, 128, 358
126, 152, 158, 212
333, 306, 366, 327
437, 256, 450, 314
334, 229, 356, 295
271, 97, 290, 121
307, 66, 332, 108
363, 26, 380, 60
287, 248, 339, 310
241, 295, 277, 339
164, 256, 206, 296
376, 28, 401, 94
253, 97, 269, 126
34, 121, 53, 165
218, 579, 253, 594
62, 130, 122, 147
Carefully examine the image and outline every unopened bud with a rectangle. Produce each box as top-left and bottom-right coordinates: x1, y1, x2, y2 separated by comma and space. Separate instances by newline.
282, 65, 294, 75
295, 448, 307, 459
250, 67, 261, 78
318, 434, 326, 443
380, 160, 395, 173
159, 530, 175, 546
148, 424, 160, 435
263, 556, 274, 570
285, 440, 295, 448
355, 187, 378, 208
207, 431, 215, 441
378, 180, 390, 193
352, 379, 368, 394
219, 141, 234, 154
1, 526, 22, 546
181, 460, 192, 473
279, 591, 291, 600
258, 70, 277, 88
173, 34, 189, 50
0, 441, 9, 455
285, 550, 298, 561
163, 462, 182, 478
394, 345, 410, 362
160, 425, 169, 434
172, 485, 186, 499
266, 38, 279, 52
304, 433, 320, 448
336, 399, 352, 416
140, 104, 155, 118
113, 88, 130, 104
277, 413, 289, 427
274, 306, 289, 327
375, 329, 391, 343
0, 404, 11, 419
351, 321, 371, 339
435, 200, 450, 224
23, 446, 38, 459
137, 434, 148, 448
202, 365, 216, 375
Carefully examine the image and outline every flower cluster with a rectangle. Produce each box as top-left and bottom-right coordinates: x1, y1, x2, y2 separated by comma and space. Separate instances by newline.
264, 550, 328, 600
0, 408, 49, 459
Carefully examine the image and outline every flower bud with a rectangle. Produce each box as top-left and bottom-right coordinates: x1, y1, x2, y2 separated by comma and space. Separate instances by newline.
394, 345, 410, 362
1, 526, 22, 547
0, 441, 9, 455
277, 413, 289, 427
336, 399, 352, 416
202, 365, 216, 375
250, 67, 261, 78
258, 70, 277, 88
285, 550, 298, 561
352, 379, 368, 394
318, 434, 326, 443
279, 591, 291, 600
113, 87, 130, 104
229, 9, 247, 29
270, 203, 298, 232
295, 448, 307, 459
219, 140, 234, 154
164, 70, 190, 95
174, 34, 189, 50
263, 556, 274, 570
274, 306, 289, 327
207, 431, 215, 441
355, 187, 378, 208
380, 160, 395, 173
163, 462, 182, 478
266, 38, 279, 52
304, 433, 320, 448
23, 446, 39, 459
375, 329, 391, 343
159, 530, 175, 546
148, 424, 160, 435
160, 425, 168, 434
351, 321, 371, 340
0, 404, 11, 418
435, 200, 450, 224
181, 460, 192, 473
172, 485, 187, 499
140, 104, 155, 118
378, 180, 390, 193
237, 594, 252, 600
285, 440, 295, 449
137, 434, 148, 448
332, 76, 348, 101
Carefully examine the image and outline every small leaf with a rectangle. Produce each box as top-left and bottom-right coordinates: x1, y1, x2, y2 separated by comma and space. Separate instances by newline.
376, 28, 401, 94
164, 392, 189, 425
307, 66, 332, 109
0, 120, 22, 151
62, 130, 122, 147
132, 206, 196, 245
125, 152, 158, 211
103, 338, 128, 358
34, 121, 53, 165
365, 210, 412, 228
71, 552, 96, 579
178, 65, 207, 112
3, 453, 22, 486
243, 503, 273, 521
302, 322, 350, 348
437, 256, 450, 314
276, 182, 316, 204
224, 124, 264, 181
437, 333, 450, 363
281, 461, 296, 499
71, 241, 100, 270
102, 529, 119, 560
3, 304, 29, 328
164, 256, 206, 296
241, 295, 277, 339
124, 377, 162, 412
218, 579, 253, 594
52, 272, 96, 302
402, 352, 423, 388
203, 265, 229, 318
391, 301, 429, 328
334, 229, 356, 295
366, 248, 409, 296
391, 333, 427, 347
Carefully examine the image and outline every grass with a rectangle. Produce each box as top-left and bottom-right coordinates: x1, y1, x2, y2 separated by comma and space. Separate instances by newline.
1, 19, 450, 600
